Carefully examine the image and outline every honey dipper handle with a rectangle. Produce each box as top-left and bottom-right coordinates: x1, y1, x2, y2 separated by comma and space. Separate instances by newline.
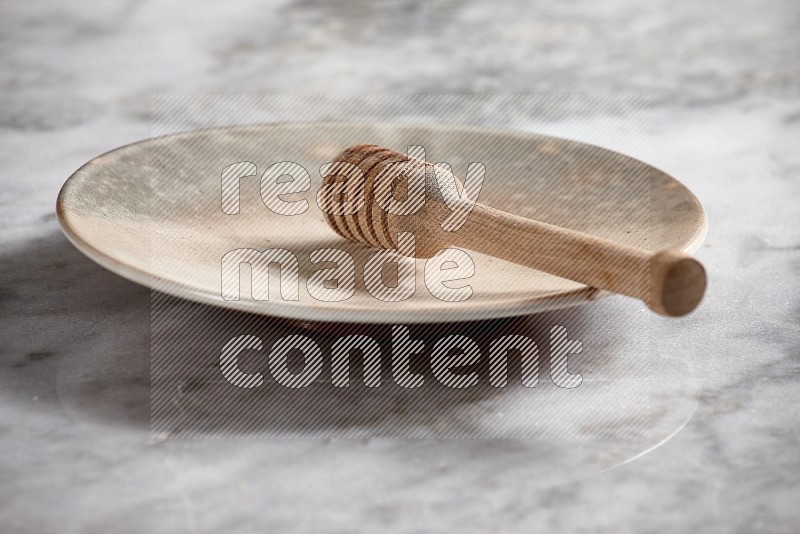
455, 204, 706, 316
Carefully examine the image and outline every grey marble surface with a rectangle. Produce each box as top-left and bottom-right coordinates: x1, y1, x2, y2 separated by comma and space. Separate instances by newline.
1, 0, 799, 532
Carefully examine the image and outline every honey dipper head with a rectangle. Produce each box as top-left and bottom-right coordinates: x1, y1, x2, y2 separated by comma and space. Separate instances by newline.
320, 144, 460, 258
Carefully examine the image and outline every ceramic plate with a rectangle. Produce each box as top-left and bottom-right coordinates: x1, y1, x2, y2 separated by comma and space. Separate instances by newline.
57, 122, 706, 323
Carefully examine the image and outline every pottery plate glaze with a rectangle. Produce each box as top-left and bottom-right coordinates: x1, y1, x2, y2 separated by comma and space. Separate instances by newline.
57, 122, 706, 323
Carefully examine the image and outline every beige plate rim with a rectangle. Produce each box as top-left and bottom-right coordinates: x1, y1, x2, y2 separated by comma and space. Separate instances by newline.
57, 121, 708, 323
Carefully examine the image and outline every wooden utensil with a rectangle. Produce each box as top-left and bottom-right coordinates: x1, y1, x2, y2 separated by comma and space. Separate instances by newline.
321, 144, 706, 317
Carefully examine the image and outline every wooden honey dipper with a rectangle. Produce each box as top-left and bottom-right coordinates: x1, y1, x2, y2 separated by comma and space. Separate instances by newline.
320, 144, 706, 316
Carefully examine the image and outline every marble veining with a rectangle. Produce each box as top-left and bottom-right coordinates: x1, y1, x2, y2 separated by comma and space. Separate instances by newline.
1, 0, 799, 532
